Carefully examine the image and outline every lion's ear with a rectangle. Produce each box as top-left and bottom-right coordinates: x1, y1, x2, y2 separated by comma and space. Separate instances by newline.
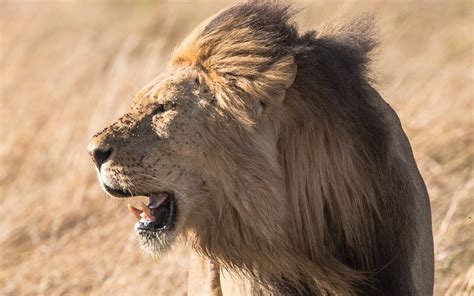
258, 55, 297, 104
271, 55, 297, 90
233, 55, 297, 105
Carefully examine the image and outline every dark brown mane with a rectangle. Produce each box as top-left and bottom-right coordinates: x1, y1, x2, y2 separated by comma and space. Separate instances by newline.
172, 1, 426, 294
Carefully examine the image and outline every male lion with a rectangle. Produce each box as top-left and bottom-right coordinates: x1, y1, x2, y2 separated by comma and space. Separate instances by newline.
88, 2, 434, 295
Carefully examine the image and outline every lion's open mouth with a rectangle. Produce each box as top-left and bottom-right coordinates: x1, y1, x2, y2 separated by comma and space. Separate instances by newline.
101, 183, 177, 233
127, 192, 176, 232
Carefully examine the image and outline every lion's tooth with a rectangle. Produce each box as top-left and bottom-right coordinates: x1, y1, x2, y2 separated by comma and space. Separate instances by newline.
141, 201, 153, 220
127, 204, 142, 219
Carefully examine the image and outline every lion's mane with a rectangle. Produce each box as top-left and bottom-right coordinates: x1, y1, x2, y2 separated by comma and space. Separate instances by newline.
172, 2, 420, 294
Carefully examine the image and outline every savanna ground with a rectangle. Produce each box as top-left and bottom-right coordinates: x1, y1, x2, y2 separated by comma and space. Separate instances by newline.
0, 0, 472, 295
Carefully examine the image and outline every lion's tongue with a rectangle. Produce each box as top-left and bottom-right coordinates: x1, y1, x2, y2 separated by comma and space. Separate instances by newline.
148, 193, 169, 208
127, 194, 169, 222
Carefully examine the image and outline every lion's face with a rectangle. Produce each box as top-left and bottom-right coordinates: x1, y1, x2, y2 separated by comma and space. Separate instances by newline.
88, 67, 233, 256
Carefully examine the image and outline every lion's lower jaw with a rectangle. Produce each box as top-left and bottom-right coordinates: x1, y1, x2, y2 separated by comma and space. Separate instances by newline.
135, 229, 176, 259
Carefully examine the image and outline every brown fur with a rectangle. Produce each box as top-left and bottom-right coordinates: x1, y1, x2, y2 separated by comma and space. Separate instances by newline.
89, 1, 434, 295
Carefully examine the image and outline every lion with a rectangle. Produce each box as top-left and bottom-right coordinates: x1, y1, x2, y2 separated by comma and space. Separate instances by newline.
88, 2, 434, 295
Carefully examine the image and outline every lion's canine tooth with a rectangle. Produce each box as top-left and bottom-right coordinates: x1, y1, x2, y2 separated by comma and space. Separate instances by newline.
141, 201, 153, 220
127, 204, 142, 219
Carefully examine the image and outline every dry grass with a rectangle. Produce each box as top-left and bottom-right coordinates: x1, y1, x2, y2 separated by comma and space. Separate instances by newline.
0, 1, 472, 295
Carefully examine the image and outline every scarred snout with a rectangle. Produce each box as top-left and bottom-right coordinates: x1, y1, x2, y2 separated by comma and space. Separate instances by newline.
87, 138, 113, 169
87, 130, 132, 198
87, 124, 179, 252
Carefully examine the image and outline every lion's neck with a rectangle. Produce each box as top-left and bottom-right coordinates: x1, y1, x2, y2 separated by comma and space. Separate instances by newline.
187, 252, 223, 296
188, 251, 314, 296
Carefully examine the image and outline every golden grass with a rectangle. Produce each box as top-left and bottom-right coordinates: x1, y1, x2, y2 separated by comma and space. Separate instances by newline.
0, 1, 472, 295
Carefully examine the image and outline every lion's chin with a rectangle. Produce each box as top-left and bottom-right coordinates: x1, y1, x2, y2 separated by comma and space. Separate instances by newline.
135, 227, 177, 258
125, 193, 180, 258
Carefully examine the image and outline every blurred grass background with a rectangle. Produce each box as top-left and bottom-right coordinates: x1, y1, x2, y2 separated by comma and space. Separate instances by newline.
0, 0, 472, 295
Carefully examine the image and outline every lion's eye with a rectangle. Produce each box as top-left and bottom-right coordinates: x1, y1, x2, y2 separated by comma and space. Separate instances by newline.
153, 104, 165, 115
152, 102, 176, 115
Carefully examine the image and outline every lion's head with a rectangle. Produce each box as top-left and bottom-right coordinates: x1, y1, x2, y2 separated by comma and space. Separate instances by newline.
88, 2, 414, 294
88, 3, 299, 256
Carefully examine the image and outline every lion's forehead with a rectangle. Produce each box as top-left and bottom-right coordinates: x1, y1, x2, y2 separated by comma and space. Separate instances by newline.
132, 68, 199, 110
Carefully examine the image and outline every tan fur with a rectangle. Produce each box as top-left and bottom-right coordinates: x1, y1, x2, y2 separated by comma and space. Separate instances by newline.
89, 2, 434, 295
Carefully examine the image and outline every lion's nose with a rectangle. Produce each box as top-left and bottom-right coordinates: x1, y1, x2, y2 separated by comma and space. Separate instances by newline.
88, 146, 113, 168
